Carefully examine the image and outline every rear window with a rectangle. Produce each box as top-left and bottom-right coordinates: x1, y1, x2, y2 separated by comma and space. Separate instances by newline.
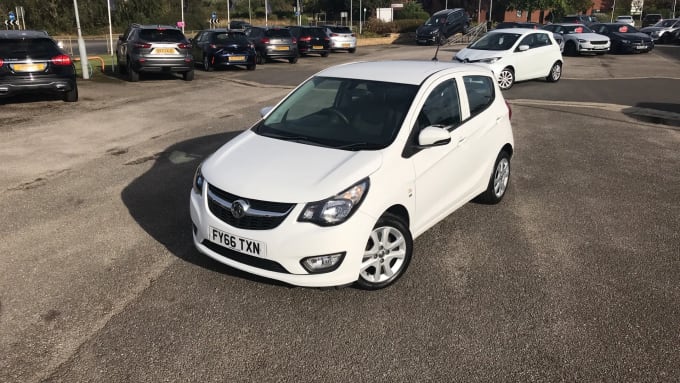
307, 28, 327, 38
139, 29, 186, 42
328, 26, 352, 33
213, 32, 248, 44
265, 29, 292, 38
0, 38, 60, 59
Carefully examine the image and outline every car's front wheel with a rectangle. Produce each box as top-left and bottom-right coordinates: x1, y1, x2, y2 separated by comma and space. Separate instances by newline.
356, 213, 413, 290
288, 56, 298, 64
497, 67, 514, 90
202, 55, 213, 71
546, 61, 562, 82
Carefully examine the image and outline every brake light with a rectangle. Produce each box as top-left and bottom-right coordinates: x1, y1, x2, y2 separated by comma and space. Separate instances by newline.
261, 37, 270, 44
292, 37, 297, 44
324, 36, 330, 41
134, 42, 152, 49
51, 54, 72, 66
178, 43, 191, 49
210, 44, 217, 49
0, 58, 4, 66
505, 100, 512, 120
331, 33, 339, 37
300, 36, 311, 42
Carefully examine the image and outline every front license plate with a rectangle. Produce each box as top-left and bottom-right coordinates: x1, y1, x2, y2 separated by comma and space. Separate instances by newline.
12, 63, 46, 72
274, 46, 290, 51
228, 55, 246, 62
153, 48, 177, 54
209, 226, 266, 257
636, 45, 647, 50
312, 45, 323, 49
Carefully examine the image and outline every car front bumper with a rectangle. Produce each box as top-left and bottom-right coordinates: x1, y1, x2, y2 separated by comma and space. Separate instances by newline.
190, 187, 375, 287
578, 42, 611, 52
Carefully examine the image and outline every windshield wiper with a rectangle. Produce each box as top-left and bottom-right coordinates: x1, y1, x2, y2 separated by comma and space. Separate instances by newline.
333, 142, 381, 151
260, 131, 330, 146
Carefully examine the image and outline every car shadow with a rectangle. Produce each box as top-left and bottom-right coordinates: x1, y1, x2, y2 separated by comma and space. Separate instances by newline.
120, 130, 291, 287
622, 102, 680, 127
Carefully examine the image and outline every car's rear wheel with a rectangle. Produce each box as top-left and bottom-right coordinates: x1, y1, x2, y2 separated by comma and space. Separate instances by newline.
476, 151, 511, 204
128, 62, 139, 82
246, 63, 256, 71
356, 213, 413, 290
63, 84, 78, 102
116, 55, 126, 74
288, 56, 298, 64
497, 67, 514, 90
182, 70, 194, 81
348, 48, 356, 53
321, 51, 329, 57
565, 41, 578, 56
546, 61, 562, 82
256, 52, 265, 65
202, 55, 213, 72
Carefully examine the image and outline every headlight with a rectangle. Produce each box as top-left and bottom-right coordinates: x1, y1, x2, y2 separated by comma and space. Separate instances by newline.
578, 39, 586, 43
479, 57, 501, 64
298, 178, 369, 226
193, 164, 204, 195
621, 39, 631, 44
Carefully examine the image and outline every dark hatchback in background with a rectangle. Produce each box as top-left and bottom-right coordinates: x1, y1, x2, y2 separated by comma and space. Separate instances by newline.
287, 26, 330, 57
590, 23, 654, 53
244, 26, 299, 64
116, 24, 194, 82
191, 29, 256, 71
415, 8, 469, 45
0, 30, 78, 102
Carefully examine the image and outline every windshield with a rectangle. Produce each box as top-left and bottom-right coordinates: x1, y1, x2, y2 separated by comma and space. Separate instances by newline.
655, 19, 678, 27
424, 16, 447, 26
254, 76, 418, 151
564, 25, 594, 33
469, 32, 520, 50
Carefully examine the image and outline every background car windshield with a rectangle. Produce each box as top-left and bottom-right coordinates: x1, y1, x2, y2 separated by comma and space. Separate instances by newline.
256, 76, 418, 150
470, 32, 520, 50
214, 32, 248, 44
657, 20, 678, 27
565, 25, 594, 33
139, 29, 185, 42
425, 16, 447, 26
0, 38, 60, 58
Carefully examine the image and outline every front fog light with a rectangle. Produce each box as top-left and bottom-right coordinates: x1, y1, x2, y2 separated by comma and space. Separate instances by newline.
301, 253, 345, 273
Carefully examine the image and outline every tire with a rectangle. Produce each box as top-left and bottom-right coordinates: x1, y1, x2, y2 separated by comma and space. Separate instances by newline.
128, 62, 139, 82
355, 213, 413, 290
321, 51, 329, 57
497, 67, 514, 90
348, 48, 356, 53
182, 70, 194, 81
476, 151, 511, 204
256, 52, 265, 65
659, 34, 669, 44
63, 84, 78, 102
116, 55, 126, 74
546, 61, 562, 83
202, 55, 213, 72
246, 63, 256, 71
288, 56, 298, 64
565, 41, 578, 56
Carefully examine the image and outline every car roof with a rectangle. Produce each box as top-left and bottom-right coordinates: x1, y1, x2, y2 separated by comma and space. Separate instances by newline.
553, 23, 591, 27
488, 28, 551, 35
0, 30, 50, 39
432, 8, 465, 15
314, 60, 493, 85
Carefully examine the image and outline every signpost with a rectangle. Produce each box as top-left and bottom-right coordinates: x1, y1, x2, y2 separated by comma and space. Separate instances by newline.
210, 11, 219, 28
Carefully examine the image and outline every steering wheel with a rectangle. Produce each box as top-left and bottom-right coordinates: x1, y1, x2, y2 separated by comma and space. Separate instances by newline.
321, 108, 350, 126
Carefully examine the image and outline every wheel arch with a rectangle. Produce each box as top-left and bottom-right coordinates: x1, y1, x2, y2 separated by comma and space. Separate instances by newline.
383, 204, 410, 229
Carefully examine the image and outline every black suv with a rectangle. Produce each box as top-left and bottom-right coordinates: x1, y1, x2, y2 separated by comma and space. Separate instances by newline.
287, 26, 330, 57
416, 8, 470, 45
116, 24, 194, 82
0, 30, 78, 102
244, 27, 299, 64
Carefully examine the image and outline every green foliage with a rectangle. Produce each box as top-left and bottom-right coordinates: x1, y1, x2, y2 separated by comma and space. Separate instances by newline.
364, 18, 423, 34
395, 1, 429, 20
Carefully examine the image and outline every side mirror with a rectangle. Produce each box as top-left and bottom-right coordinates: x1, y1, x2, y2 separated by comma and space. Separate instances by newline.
518, 44, 530, 51
417, 126, 451, 147
260, 106, 274, 118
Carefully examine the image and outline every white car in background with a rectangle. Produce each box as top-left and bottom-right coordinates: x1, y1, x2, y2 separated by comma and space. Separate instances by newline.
542, 23, 610, 55
190, 60, 514, 289
454, 28, 563, 90
616, 15, 636, 27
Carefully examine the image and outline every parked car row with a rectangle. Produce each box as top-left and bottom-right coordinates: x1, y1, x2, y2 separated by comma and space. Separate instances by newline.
114, 23, 357, 82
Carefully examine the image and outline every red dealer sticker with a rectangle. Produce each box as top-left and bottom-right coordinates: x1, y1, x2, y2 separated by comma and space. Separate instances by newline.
618, 26, 628, 32
575, 26, 584, 33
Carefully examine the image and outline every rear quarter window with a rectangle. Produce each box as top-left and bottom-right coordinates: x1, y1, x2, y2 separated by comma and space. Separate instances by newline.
463, 75, 495, 116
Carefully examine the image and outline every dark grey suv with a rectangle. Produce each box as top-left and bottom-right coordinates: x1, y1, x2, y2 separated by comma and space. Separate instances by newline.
116, 24, 194, 82
244, 26, 299, 64
416, 8, 470, 45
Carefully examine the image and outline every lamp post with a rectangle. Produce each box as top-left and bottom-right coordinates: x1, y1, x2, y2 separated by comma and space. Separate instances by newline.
610, 0, 616, 22
350, 0, 353, 29
72, 0, 89, 79
106, 0, 113, 63
359, 0, 362, 34
673, 0, 676, 18
180, 0, 185, 33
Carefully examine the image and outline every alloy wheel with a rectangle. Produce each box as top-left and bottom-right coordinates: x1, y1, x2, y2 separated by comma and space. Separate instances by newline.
493, 157, 510, 198
360, 226, 407, 284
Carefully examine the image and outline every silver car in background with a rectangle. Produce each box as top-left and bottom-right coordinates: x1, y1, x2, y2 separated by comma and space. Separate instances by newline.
322, 25, 357, 53
640, 19, 680, 44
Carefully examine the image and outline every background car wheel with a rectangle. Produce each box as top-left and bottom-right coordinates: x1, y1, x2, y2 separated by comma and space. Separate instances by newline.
256, 53, 265, 65
321, 51, 329, 57
202, 56, 213, 72
288, 56, 298, 64
116, 55, 126, 74
182, 70, 194, 81
246, 63, 256, 71
356, 213, 413, 290
546, 61, 562, 82
497, 67, 514, 90
348, 48, 356, 53
63, 84, 78, 102
565, 41, 578, 56
475, 151, 511, 204
128, 62, 139, 82
659, 34, 669, 44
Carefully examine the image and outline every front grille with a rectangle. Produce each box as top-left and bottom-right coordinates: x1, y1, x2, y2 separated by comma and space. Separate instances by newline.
207, 184, 295, 230
202, 240, 290, 273
591, 40, 608, 45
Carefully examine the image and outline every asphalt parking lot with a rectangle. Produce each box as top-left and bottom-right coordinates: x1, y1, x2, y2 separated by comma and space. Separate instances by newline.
1, 44, 679, 382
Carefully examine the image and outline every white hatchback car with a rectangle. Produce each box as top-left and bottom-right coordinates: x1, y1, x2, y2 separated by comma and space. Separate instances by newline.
454, 28, 563, 90
190, 61, 514, 289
